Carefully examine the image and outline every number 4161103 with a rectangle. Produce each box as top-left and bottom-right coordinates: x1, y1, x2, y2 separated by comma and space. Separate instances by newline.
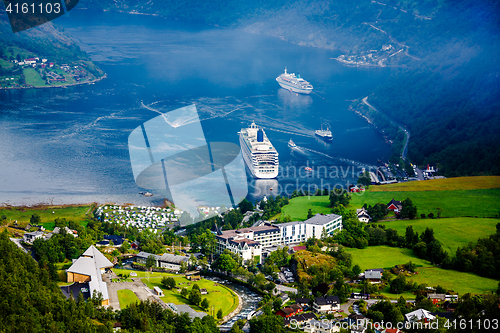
5, 2, 62, 14
444, 319, 498, 330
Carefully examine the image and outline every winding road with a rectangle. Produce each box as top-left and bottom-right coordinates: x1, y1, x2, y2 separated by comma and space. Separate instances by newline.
362, 97, 410, 161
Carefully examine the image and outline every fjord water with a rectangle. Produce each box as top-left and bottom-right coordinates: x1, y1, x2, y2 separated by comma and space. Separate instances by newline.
0, 10, 391, 206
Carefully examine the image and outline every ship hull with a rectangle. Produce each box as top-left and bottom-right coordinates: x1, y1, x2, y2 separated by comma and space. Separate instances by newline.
315, 133, 333, 141
276, 80, 313, 94
239, 135, 279, 179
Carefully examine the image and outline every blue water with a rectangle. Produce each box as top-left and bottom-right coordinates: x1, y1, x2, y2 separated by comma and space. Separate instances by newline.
0, 10, 391, 206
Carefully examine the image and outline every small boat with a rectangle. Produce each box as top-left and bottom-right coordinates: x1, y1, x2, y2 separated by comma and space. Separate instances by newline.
305, 167, 313, 172
288, 139, 297, 148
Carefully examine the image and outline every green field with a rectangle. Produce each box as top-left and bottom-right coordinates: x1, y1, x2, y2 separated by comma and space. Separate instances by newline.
350, 188, 500, 218
280, 196, 334, 221
113, 269, 238, 317
0, 204, 94, 231
346, 246, 499, 296
118, 289, 140, 309
23, 68, 47, 86
382, 217, 500, 253
281, 188, 500, 220
371, 176, 500, 192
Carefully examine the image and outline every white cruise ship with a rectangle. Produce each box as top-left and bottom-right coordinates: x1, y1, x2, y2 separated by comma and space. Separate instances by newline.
239, 122, 279, 179
315, 125, 333, 140
276, 68, 313, 94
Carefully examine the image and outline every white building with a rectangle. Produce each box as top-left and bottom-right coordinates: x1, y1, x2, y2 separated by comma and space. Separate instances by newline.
66, 245, 113, 306
313, 296, 341, 313
135, 252, 190, 271
278, 214, 343, 245
405, 308, 436, 324
215, 226, 267, 264
23, 231, 44, 244
356, 208, 371, 223
215, 214, 342, 264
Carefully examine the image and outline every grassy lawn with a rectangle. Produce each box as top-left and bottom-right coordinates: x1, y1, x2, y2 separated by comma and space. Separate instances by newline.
346, 246, 499, 296
113, 269, 239, 317
350, 188, 500, 218
118, 289, 140, 309
381, 217, 500, 253
281, 196, 336, 221
370, 176, 500, 192
23, 68, 47, 86
281, 188, 500, 219
0, 205, 94, 230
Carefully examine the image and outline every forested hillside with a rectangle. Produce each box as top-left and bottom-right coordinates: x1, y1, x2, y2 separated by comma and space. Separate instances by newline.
0, 231, 229, 332
0, 11, 103, 81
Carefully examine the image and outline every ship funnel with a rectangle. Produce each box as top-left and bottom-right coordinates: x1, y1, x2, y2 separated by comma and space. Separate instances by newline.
257, 129, 264, 142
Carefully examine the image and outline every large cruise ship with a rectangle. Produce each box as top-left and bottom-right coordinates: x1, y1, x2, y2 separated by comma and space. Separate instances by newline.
239, 122, 279, 179
315, 125, 333, 140
276, 68, 313, 94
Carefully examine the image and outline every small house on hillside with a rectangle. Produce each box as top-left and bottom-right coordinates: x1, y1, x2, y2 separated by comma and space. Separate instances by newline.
23, 231, 44, 244
428, 293, 446, 304
387, 199, 402, 212
277, 304, 303, 318
283, 313, 316, 327
313, 296, 340, 313
356, 208, 371, 223
295, 297, 311, 307
405, 309, 436, 326
364, 269, 383, 283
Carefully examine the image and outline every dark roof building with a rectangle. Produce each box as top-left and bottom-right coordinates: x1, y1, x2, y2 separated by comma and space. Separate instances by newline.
283, 312, 316, 326
387, 199, 402, 212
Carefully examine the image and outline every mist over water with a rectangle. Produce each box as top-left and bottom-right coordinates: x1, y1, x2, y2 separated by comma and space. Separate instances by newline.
0, 10, 392, 207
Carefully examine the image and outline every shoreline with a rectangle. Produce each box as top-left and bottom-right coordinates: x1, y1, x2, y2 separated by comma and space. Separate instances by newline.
0, 74, 107, 91
0, 198, 172, 210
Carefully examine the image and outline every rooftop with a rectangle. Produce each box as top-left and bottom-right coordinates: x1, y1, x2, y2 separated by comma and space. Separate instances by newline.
66, 246, 113, 301
216, 224, 280, 240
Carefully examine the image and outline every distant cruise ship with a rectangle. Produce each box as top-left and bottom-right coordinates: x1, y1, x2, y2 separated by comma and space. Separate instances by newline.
315, 125, 333, 140
239, 122, 279, 179
276, 68, 313, 94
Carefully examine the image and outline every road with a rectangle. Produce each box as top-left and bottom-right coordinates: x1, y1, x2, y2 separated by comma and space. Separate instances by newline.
10, 238, 28, 253
414, 167, 425, 180
362, 97, 410, 161
276, 284, 298, 294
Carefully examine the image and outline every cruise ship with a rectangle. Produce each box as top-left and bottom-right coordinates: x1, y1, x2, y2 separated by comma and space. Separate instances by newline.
239, 122, 279, 179
315, 125, 333, 140
276, 68, 313, 94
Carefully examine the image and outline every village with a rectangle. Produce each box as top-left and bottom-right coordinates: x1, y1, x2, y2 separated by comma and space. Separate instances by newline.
11, 193, 472, 333
0, 55, 104, 89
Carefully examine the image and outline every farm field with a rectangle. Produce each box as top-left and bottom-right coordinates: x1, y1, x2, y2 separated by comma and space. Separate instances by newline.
0, 204, 94, 230
113, 269, 238, 317
346, 246, 499, 296
370, 176, 500, 192
118, 289, 140, 309
280, 196, 333, 221
381, 217, 500, 253
23, 68, 47, 86
280, 188, 500, 219
349, 188, 500, 218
